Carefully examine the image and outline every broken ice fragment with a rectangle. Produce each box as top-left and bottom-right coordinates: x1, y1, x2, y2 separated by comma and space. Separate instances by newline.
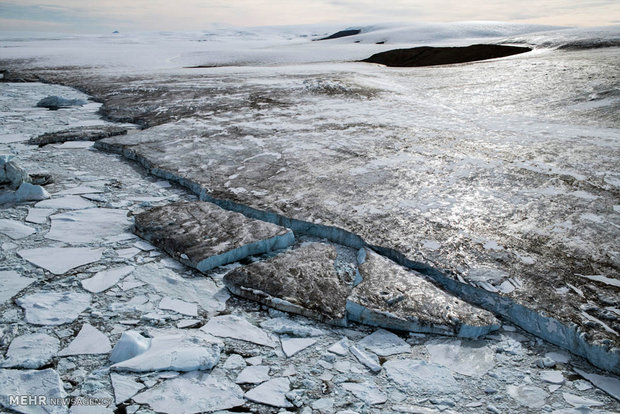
18, 247, 102, 275
112, 332, 220, 372
562, 392, 604, 407
201, 314, 276, 347
349, 248, 499, 338
342, 381, 387, 405
81, 266, 134, 293
235, 365, 270, 384
0, 270, 35, 304
0, 219, 35, 239
35, 195, 95, 210
350, 345, 382, 373
540, 370, 565, 384
358, 329, 410, 356
133, 201, 294, 272
57, 185, 103, 195
280, 337, 316, 358
224, 243, 351, 322
109, 331, 151, 364
17, 291, 91, 325
384, 359, 459, 394
132, 372, 244, 413
506, 385, 549, 408
328, 338, 351, 356
159, 297, 198, 317
260, 317, 325, 337
26, 207, 54, 224
0, 333, 60, 369
36, 95, 86, 109
58, 324, 111, 356
425, 339, 495, 377
574, 368, 620, 401
110, 373, 145, 405
244, 377, 292, 408
46, 208, 131, 244
133, 263, 227, 314
0, 368, 67, 414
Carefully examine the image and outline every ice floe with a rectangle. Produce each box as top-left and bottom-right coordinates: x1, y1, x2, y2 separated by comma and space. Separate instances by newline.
109, 331, 151, 364
17, 291, 91, 325
341, 381, 387, 406
350, 345, 382, 373
574, 368, 620, 401
425, 339, 495, 377
244, 377, 292, 408
81, 266, 134, 293
384, 359, 459, 394
506, 384, 549, 408
110, 373, 144, 405
235, 365, 270, 384
358, 329, 410, 356
58, 324, 111, 356
159, 297, 198, 317
25, 207, 54, 224
111, 332, 220, 372
18, 247, 103, 275
0, 270, 35, 304
280, 337, 316, 357
35, 195, 95, 210
46, 208, 130, 244
0, 368, 67, 414
0, 219, 35, 239
132, 372, 244, 413
0, 333, 60, 369
201, 314, 276, 347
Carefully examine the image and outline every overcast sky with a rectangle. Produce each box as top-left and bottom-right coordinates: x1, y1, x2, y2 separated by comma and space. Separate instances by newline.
1, 0, 619, 33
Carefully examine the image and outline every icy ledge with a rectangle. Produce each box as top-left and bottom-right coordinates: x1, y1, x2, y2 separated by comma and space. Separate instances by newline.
95, 139, 620, 375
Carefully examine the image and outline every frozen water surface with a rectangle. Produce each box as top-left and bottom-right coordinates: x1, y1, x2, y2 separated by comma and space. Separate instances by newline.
1, 22, 619, 414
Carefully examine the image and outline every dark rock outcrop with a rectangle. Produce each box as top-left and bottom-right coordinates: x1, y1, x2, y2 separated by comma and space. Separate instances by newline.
317, 29, 361, 41
29, 125, 128, 147
36, 96, 87, 110
362, 44, 532, 67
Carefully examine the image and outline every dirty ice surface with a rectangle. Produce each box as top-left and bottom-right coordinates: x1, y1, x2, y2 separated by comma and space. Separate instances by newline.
0, 22, 619, 413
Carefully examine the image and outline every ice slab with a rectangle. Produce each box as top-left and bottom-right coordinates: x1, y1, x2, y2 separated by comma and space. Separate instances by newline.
133, 372, 244, 413
244, 377, 292, 408
201, 315, 276, 347
224, 243, 351, 322
54, 141, 94, 149
35, 195, 95, 210
358, 329, 410, 356
47, 208, 131, 244
540, 370, 565, 384
0, 333, 60, 369
57, 186, 103, 195
0, 270, 35, 304
81, 266, 134, 293
30, 125, 127, 146
58, 324, 111, 356
0, 219, 35, 239
133, 264, 228, 314
425, 339, 495, 377
19, 247, 102, 275
342, 381, 387, 406
507, 385, 549, 408
350, 345, 382, 373
159, 297, 198, 317
110, 373, 145, 405
235, 365, 270, 384
109, 331, 151, 364
260, 317, 325, 337
349, 248, 500, 338
563, 392, 604, 407
280, 337, 316, 357
574, 368, 620, 401
0, 368, 67, 414
111, 332, 220, 372
133, 201, 294, 272
17, 291, 91, 325
328, 337, 351, 356
26, 207, 54, 224
384, 359, 459, 394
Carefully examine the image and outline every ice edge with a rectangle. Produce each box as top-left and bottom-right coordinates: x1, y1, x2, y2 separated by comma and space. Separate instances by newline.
95, 139, 620, 375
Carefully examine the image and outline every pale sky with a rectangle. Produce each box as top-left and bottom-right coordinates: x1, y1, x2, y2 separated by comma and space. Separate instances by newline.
1, 0, 619, 33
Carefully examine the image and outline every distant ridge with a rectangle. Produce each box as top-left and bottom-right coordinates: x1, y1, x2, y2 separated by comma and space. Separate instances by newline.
362, 44, 532, 67
317, 29, 361, 41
